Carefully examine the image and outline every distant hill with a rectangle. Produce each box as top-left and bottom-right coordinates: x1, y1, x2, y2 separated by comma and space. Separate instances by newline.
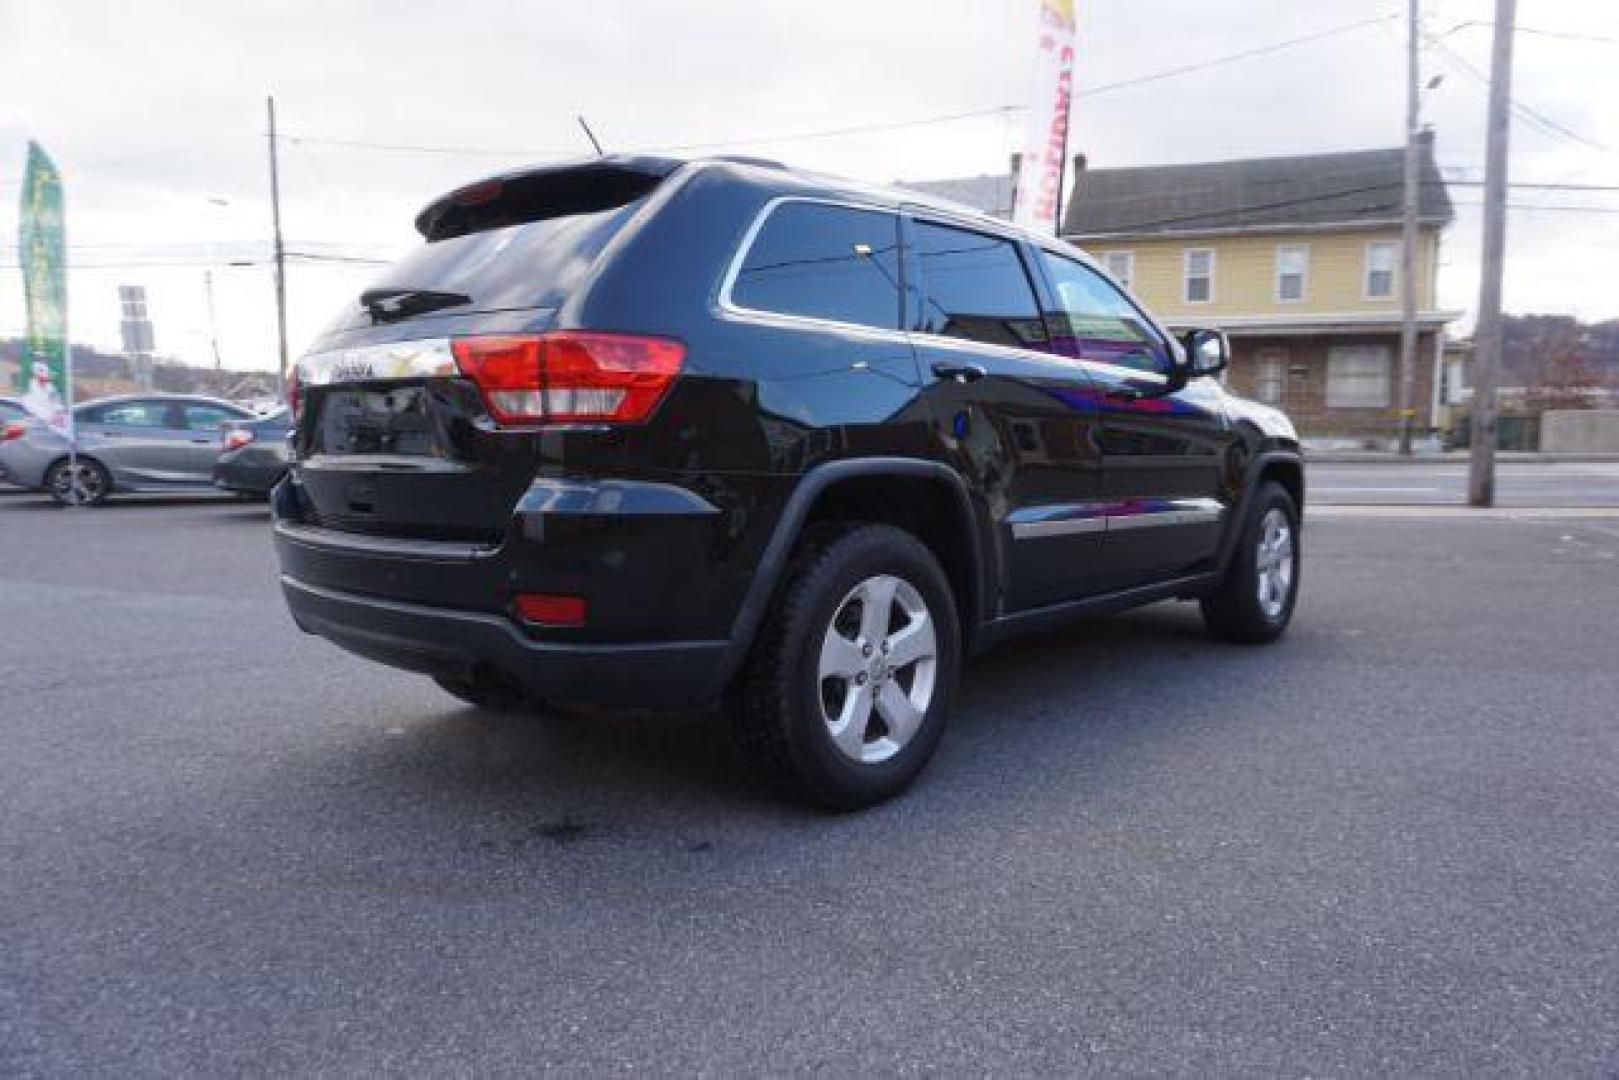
0, 338, 280, 403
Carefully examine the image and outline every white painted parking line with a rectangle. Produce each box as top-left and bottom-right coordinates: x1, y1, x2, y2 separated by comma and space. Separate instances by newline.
1314, 485, 1444, 494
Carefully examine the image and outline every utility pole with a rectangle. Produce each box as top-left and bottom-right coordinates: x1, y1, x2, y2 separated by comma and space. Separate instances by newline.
1468, 0, 1515, 506
204, 269, 223, 371
1396, 0, 1422, 455
267, 95, 289, 395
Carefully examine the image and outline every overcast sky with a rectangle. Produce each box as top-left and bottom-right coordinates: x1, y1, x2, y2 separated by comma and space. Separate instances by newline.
3, 0, 1617, 373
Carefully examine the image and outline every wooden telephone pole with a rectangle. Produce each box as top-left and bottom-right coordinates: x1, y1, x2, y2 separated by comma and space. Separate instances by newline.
1468, 0, 1516, 506
267, 96, 289, 395
1396, 0, 1422, 455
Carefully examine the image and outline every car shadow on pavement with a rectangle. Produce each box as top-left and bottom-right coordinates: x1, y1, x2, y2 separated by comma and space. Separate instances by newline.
261, 601, 1231, 837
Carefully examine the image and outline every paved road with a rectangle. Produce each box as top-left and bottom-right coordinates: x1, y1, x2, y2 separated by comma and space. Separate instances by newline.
1311, 460, 1619, 506
3, 495, 1618, 1075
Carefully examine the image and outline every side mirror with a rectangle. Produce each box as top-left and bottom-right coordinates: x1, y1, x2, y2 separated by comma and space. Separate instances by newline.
1180, 328, 1230, 380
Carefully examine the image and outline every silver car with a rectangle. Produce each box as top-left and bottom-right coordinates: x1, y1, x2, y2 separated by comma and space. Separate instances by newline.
0, 393, 256, 505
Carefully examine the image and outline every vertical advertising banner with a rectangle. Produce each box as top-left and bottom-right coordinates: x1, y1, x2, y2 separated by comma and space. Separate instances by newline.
18, 140, 73, 438
1012, 0, 1077, 235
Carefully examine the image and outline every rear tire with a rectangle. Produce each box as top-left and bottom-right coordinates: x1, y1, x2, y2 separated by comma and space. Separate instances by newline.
727, 524, 960, 810
1200, 481, 1300, 643
46, 457, 111, 507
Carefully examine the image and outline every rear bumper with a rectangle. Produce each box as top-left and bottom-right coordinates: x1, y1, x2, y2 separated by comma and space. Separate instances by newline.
214, 457, 287, 495
269, 474, 741, 709
280, 573, 727, 709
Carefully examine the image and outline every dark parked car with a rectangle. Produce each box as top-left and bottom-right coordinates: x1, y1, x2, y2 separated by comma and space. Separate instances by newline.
273, 156, 1303, 807
214, 408, 292, 497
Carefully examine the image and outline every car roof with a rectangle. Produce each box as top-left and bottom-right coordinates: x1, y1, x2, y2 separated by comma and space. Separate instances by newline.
77, 393, 244, 410
415, 155, 1104, 270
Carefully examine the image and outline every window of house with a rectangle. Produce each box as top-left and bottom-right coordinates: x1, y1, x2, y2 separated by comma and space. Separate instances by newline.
1326, 344, 1392, 407
1255, 347, 1288, 404
1183, 248, 1214, 303
1365, 241, 1397, 299
1037, 250, 1171, 375
729, 202, 902, 330
913, 220, 1046, 351
1275, 245, 1308, 302
1100, 250, 1134, 290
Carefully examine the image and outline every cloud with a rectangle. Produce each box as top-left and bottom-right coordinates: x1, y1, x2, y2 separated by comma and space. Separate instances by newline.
2, 0, 1616, 371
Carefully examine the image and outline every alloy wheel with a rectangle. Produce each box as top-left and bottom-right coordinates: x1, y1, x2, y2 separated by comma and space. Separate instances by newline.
816, 573, 939, 765
1255, 508, 1294, 620
52, 462, 106, 505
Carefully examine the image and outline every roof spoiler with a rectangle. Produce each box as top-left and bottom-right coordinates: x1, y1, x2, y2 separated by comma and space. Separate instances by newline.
414, 155, 686, 241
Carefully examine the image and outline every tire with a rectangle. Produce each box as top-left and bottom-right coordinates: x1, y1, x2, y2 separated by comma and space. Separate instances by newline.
727, 524, 960, 810
1200, 481, 1300, 643
432, 673, 532, 713
46, 457, 112, 507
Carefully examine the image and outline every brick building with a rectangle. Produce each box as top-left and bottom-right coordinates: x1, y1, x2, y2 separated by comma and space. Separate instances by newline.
1061, 137, 1458, 444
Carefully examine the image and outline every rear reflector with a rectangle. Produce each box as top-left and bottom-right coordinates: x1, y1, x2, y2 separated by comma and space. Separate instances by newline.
1, 423, 26, 442
514, 593, 587, 627
224, 429, 256, 451
451, 332, 684, 425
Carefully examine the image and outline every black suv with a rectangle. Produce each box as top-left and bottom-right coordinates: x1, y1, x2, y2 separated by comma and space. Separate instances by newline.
273, 156, 1303, 808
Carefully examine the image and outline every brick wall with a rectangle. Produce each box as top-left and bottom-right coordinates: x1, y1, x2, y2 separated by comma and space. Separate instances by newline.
1224, 332, 1439, 443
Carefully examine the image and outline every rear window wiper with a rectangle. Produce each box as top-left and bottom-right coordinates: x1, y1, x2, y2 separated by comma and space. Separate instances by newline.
360, 286, 473, 323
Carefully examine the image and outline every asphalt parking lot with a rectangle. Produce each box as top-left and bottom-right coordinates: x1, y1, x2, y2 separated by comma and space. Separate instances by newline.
3, 492, 1618, 1075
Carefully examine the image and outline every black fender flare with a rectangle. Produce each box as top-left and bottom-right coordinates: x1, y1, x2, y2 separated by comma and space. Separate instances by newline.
712, 456, 991, 692
1215, 449, 1305, 575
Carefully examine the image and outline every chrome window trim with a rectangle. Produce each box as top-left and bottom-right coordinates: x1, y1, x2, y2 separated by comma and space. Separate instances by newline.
1009, 497, 1223, 540
297, 338, 457, 387
715, 195, 910, 341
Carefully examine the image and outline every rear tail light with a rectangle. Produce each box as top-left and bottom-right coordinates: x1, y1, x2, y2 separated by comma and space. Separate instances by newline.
224, 429, 256, 452
1, 422, 26, 442
451, 332, 684, 426
514, 592, 587, 627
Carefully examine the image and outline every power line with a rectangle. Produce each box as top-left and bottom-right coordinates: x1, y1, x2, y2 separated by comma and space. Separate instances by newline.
286, 251, 390, 265
1452, 200, 1619, 214
1080, 12, 1398, 97
1441, 175, 1619, 192
282, 13, 1402, 161
1437, 20, 1619, 46
1427, 36, 1614, 153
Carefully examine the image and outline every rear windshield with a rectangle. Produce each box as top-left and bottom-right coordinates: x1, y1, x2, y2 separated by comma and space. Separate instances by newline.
325, 195, 647, 332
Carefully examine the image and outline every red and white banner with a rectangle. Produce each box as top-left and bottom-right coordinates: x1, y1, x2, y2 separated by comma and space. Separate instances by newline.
1012, 0, 1077, 235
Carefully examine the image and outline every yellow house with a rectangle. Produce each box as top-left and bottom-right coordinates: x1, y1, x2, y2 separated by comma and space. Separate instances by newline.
1063, 136, 1457, 442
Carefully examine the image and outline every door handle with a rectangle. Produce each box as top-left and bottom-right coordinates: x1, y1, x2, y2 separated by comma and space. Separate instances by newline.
190, 438, 214, 444
1103, 384, 1148, 401
932, 361, 987, 384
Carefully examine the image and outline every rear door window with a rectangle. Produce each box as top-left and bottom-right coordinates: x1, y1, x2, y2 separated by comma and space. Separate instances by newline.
181, 404, 242, 431
91, 401, 173, 428
728, 202, 902, 330
913, 221, 1047, 351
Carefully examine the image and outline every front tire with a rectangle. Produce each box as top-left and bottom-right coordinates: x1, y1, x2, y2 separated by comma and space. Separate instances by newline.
1201, 481, 1300, 643
46, 457, 112, 507
728, 524, 960, 810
